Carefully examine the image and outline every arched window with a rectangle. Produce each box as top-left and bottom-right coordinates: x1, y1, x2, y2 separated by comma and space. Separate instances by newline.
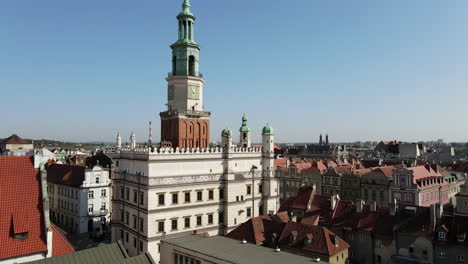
172, 56, 177, 74
189, 56, 195, 76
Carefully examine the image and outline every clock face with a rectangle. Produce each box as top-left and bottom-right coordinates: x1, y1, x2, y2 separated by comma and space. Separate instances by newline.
188, 85, 199, 99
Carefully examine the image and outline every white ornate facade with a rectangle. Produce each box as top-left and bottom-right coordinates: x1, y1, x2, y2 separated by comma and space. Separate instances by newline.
108, 125, 279, 262
48, 164, 111, 234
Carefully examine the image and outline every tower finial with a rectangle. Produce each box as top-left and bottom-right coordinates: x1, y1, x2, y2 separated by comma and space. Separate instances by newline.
183, 0, 190, 9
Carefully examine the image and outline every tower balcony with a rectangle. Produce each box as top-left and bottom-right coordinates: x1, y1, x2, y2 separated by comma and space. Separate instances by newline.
160, 109, 211, 118
168, 72, 203, 79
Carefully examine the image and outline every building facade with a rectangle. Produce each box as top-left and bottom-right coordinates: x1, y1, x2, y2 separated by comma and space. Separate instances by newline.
47, 163, 111, 235
390, 166, 449, 207
109, 125, 278, 261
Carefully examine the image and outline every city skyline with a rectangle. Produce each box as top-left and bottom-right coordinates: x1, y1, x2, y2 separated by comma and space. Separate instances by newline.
1, 0, 467, 143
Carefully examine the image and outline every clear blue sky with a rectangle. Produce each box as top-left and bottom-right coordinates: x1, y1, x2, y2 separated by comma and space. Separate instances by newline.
1, 0, 467, 143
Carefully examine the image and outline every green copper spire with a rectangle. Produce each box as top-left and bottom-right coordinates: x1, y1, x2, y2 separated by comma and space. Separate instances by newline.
240, 114, 251, 132
178, 0, 195, 19
171, 0, 201, 77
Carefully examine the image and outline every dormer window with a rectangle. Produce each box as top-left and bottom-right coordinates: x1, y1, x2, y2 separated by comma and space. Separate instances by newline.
304, 233, 313, 246
458, 233, 466, 243
439, 231, 446, 240
95, 177, 100, 183
289, 231, 298, 243
14, 232, 28, 241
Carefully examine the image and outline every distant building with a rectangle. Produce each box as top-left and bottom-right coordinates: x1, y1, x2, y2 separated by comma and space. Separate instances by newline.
433, 180, 468, 264
390, 165, 449, 207
0, 156, 74, 263
46, 163, 111, 235
360, 166, 395, 207
280, 186, 444, 264
0, 134, 34, 156
161, 235, 330, 264
375, 140, 401, 154
226, 213, 350, 264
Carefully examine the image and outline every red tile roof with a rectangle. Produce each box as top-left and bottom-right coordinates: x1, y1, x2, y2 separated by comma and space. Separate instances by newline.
290, 187, 315, 210
274, 158, 288, 168
0, 156, 48, 260
46, 163, 86, 187
278, 222, 350, 256
1, 134, 32, 145
51, 225, 75, 257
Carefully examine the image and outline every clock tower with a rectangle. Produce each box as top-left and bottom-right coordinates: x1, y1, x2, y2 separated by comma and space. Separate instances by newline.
160, 0, 210, 149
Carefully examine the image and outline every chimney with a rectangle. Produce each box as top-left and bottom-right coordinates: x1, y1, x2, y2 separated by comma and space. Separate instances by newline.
356, 200, 364, 213
390, 199, 398, 216
291, 215, 297, 223
370, 201, 377, 212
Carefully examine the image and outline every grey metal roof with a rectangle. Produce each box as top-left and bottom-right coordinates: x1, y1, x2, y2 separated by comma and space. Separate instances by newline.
163, 235, 328, 264
26, 242, 155, 264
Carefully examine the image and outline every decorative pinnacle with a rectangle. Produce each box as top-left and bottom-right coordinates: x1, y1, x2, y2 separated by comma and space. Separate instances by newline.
183, 0, 190, 9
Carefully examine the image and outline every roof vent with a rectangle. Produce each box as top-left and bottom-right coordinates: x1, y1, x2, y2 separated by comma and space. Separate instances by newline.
312, 257, 321, 262
274, 246, 281, 252
241, 239, 247, 244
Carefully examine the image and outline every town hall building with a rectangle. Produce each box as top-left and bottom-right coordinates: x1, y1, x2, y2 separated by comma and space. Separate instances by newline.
108, 0, 279, 262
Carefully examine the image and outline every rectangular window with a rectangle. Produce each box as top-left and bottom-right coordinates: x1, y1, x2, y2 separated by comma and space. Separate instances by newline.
208, 190, 214, 200
121, 187, 125, 198
133, 190, 137, 203
247, 208, 252, 217
101, 189, 106, 197
158, 221, 164, 232
88, 190, 94, 199
172, 193, 178, 204
126, 188, 130, 200
219, 188, 224, 200
133, 237, 136, 248
197, 191, 202, 201
139, 217, 144, 232
185, 192, 191, 203
259, 184, 263, 194
196, 215, 202, 226
184, 217, 190, 228
458, 255, 464, 262
125, 212, 129, 225
158, 194, 165, 205
120, 229, 124, 239
101, 202, 106, 210
125, 232, 129, 242
208, 214, 213, 224
133, 215, 137, 228
88, 204, 93, 213
439, 251, 446, 259
139, 192, 144, 205
139, 240, 143, 251
171, 219, 178, 230
247, 185, 251, 195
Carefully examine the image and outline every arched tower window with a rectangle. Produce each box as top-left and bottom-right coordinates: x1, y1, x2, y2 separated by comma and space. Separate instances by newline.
188, 56, 195, 76
189, 55, 195, 76
172, 56, 177, 75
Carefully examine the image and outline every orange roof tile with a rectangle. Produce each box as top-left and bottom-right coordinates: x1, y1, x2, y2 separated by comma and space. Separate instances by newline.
0, 156, 48, 259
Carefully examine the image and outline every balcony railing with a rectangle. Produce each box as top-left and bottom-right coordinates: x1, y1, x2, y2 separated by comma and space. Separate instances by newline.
88, 209, 109, 217
168, 72, 203, 78
160, 109, 211, 118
